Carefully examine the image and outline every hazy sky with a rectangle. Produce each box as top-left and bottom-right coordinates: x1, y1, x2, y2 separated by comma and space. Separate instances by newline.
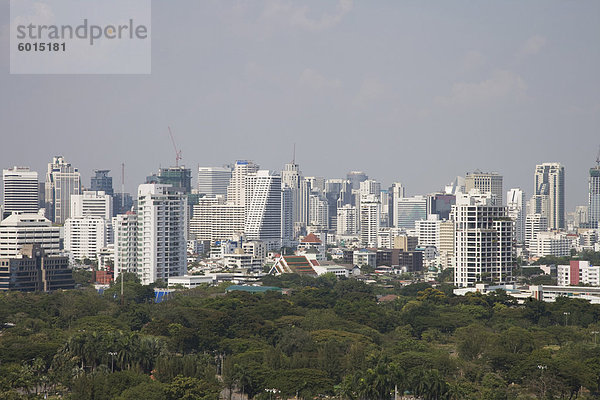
1, 1, 599, 210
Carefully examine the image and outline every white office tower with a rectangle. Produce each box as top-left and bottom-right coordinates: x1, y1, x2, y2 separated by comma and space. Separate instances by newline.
465, 171, 503, 204
227, 160, 259, 206
531, 231, 571, 257
525, 213, 548, 250
70, 191, 113, 219
45, 156, 81, 224
281, 187, 293, 247
281, 161, 310, 226
64, 217, 108, 261
197, 167, 232, 197
395, 196, 427, 229
390, 182, 405, 227
244, 171, 282, 250
589, 162, 600, 227
453, 190, 513, 288
114, 212, 138, 279
360, 194, 380, 247
379, 190, 390, 227
507, 188, 525, 244
416, 214, 441, 249
337, 204, 358, 236
309, 194, 329, 228
534, 163, 565, 230
2, 167, 40, 219
136, 184, 187, 284
0, 210, 60, 257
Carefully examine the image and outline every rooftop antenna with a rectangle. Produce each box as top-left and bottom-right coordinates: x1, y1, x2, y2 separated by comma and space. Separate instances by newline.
292, 143, 296, 164
596, 145, 600, 167
168, 126, 182, 167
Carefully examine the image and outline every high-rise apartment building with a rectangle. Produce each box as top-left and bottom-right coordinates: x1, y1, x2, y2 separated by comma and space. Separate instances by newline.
507, 188, 526, 244
453, 190, 514, 288
64, 217, 108, 261
360, 194, 380, 247
337, 204, 358, 236
534, 163, 565, 230
309, 194, 329, 228
244, 171, 282, 249
465, 171, 503, 205
525, 213, 548, 249
90, 170, 114, 196
415, 214, 441, 249
114, 184, 187, 285
197, 166, 232, 197
45, 156, 81, 224
228, 160, 259, 206
2, 167, 40, 219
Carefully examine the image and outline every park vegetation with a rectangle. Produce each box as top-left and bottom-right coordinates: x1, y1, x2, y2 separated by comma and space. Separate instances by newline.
0, 272, 599, 399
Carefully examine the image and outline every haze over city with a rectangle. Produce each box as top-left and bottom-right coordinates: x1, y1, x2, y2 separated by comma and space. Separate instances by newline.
1, 0, 599, 210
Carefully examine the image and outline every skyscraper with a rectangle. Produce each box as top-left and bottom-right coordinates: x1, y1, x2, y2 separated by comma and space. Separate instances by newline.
453, 190, 513, 288
228, 160, 259, 206
90, 170, 114, 196
465, 171, 503, 205
244, 170, 282, 250
360, 194, 380, 248
197, 166, 232, 197
115, 184, 187, 285
45, 156, 81, 224
589, 157, 600, 228
2, 166, 40, 219
281, 161, 310, 227
534, 163, 565, 230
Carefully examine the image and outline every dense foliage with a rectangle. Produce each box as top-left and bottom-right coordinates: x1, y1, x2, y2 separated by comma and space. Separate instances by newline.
1, 273, 599, 399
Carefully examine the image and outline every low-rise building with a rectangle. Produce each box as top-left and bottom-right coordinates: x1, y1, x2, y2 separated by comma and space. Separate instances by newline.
557, 261, 600, 286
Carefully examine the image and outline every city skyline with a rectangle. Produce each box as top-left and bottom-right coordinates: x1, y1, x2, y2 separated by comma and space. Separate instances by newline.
1, 1, 599, 210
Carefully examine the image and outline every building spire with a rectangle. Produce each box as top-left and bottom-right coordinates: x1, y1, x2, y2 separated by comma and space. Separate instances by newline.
292, 143, 296, 164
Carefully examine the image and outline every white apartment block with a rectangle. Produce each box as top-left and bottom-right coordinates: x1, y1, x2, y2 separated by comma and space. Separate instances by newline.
525, 213, 548, 249
0, 211, 60, 258
416, 214, 441, 249
70, 191, 113, 220
309, 194, 329, 228
114, 185, 187, 285
2, 167, 40, 218
64, 216, 108, 261
227, 160, 259, 206
337, 204, 358, 236
439, 220, 455, 269
531, 231, 571, 258
453, 190, 514, 288
557, 261, 600, 286
189, 196, 245, 243
360, 194, 380, 248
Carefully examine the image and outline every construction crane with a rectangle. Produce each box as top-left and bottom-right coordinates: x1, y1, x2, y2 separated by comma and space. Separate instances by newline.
168, 126, 182, 167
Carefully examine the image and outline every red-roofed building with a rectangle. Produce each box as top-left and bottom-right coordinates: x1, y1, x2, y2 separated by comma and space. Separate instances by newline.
297, 233, 326, 260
